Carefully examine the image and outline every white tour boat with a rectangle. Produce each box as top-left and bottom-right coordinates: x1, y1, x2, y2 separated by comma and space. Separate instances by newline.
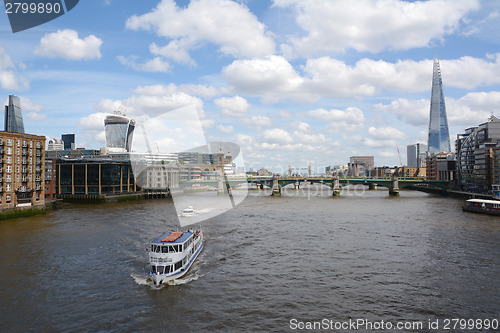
181, 206, 197, 217
462, 198, 500, 216
148, 229, 204, 286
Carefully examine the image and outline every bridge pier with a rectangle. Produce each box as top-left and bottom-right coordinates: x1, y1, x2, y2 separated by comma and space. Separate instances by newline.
389, 176, 399, 197
294, 183, 299, 190
217, 178, 225, 195
368, 184, 377, 190
272, 177, 281, 196
332, 176, 341, 197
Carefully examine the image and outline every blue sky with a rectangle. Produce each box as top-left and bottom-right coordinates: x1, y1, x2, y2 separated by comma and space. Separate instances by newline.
1, 0, 500, 173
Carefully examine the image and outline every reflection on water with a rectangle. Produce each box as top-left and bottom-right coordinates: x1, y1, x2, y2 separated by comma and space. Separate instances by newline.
0, 189, 498, 331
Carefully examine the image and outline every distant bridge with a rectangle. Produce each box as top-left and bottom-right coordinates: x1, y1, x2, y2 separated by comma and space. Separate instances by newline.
179, 176, 451, 197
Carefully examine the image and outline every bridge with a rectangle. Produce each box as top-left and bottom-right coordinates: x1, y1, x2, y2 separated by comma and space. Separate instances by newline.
179, 176, 451, 197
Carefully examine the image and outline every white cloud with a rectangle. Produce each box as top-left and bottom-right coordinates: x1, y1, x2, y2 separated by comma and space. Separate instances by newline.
117, 55, 171, 72
20, 97, 47, 122
0, 47, 29, 90
19, 97, 43, 112
275, 0, 480, 56
26, 112, 48, 122
290, 121, 312, 133
224, 55, 500, 102
441, 54, 500, 89
35, 29, 102, 60
305, 107, 365, 123
134, 83, 228, 99
223, 55, 305, 103
244, 116, 272, 127
377, 91, 500, 127
126, 0, 275, 64
368, 126, 407, 140
261, 128, 293, 144
233, 133, 253, 146
217, 124, 234, 134
374, 98, 429, 126
304, 107, 365, 134
214, 95, 249, 117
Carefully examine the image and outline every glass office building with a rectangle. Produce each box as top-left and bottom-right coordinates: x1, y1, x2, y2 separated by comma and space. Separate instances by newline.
427, 59, 451, 154
104, 113, 136, 152
4, 95, 25, 134
61, 133, 75, 150
407, 143, 427, 167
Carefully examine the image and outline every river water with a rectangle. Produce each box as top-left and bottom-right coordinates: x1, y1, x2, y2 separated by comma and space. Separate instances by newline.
0, 188, 498, 332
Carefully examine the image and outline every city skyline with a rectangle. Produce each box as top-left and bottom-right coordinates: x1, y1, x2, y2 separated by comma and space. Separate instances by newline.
1, 0, 500, 170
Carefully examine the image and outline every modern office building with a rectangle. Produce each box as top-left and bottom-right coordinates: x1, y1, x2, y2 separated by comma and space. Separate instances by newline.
4, 95, 25, 134
55, 158, 138, 196
61, 134, 75, 150
407, 143, 427, 167
427, 59, 451, 154
0, 132, 45, 210
47, 138, 64, 151
348, 156, 374, 177
456, 116, 500, 192
426, 152, 455, 181
104, 112, 135, 152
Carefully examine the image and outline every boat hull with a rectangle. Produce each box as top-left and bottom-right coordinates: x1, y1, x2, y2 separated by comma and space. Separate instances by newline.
462, 206, 500, 216
149, 240, 204, 286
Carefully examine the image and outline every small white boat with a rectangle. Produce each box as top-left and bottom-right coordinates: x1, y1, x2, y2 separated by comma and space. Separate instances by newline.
148, 229, 204, 286
181, 206, 197, 217
463, 199, 500, 216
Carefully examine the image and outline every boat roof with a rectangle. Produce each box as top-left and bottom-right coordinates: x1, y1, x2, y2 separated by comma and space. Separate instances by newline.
466, 199, 500, 204
152, 231, 192, 244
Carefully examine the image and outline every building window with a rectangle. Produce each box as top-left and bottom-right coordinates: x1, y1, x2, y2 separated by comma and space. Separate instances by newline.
6, 194, 11, 202
6, 184, 11, 192
6, 139, 12, 146
6, 166, 11, 173
16, 148, 19, 155
6, 157, 11, 164
6, 175, 11, 182
7, 147, 11, 155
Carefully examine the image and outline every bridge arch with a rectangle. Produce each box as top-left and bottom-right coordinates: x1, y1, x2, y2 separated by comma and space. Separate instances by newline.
399, 182, 449, 190
339, 181, 394, 190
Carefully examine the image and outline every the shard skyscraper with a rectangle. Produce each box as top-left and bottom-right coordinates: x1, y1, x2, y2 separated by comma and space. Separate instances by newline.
427, 58, 450, 154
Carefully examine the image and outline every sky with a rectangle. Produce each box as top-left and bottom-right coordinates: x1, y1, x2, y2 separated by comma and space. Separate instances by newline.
1, 0, 500, 173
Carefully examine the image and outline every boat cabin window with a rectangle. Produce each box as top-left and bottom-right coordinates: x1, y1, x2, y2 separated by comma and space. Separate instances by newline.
151, 243, 187, 253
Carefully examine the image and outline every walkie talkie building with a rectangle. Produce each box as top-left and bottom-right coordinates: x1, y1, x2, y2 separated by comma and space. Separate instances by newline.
427, 58, 451, 154
104, 112, 136, 152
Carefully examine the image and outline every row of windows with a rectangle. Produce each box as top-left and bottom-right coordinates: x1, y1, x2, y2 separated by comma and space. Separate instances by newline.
0, 192, 42, 202
151, 243, 183, 253
151, 259, 184, 274
1, 156, 41, 165
151, 234, 195, 254
0, 138, 42, 148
